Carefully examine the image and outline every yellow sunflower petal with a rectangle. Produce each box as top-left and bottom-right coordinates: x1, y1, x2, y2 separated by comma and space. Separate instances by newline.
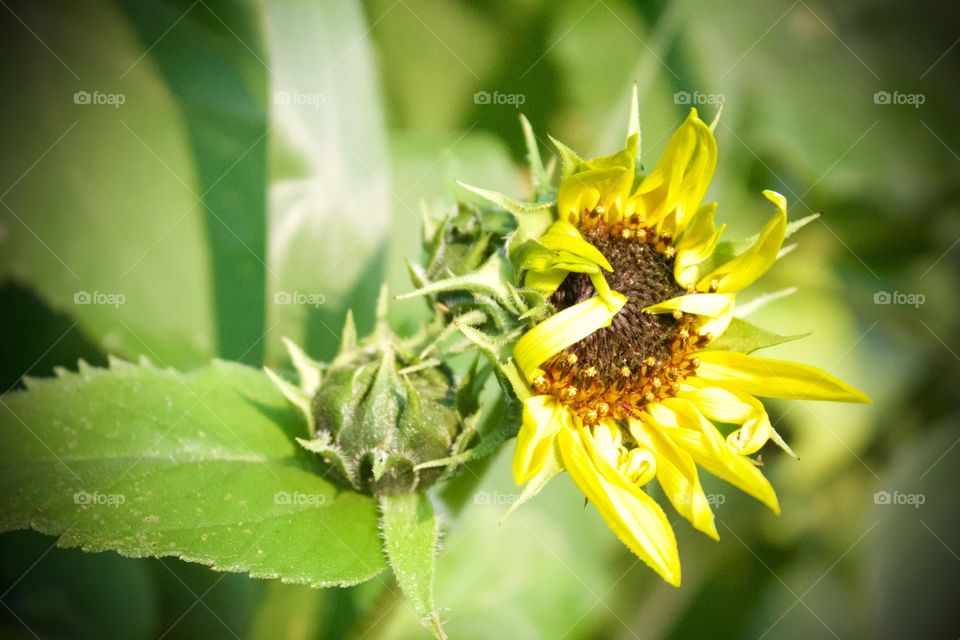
695, 350, 871, 403
678, 383, 778, 456
557, 135, 638, 223
644, 292, 736, 337
697, 190, 787, 293
539, 221, 613, 271
651, 399, 781, 514
630, 109, 717, 235
513, 395, 567, 484
525, 268, 568, 297
675, 203, 725, 287
644, 292, 735, 317
630, 418, 719, 540
513, 292, 627, 380
558, 425, 681, 586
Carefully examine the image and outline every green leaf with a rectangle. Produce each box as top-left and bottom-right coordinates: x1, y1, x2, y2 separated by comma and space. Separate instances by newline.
707, 317, 809, 354
379, 493, 445, 639
0, 359, 385, 587
118, 0, 270, 365
262, 0, 392, 365
0, 1, 217, 368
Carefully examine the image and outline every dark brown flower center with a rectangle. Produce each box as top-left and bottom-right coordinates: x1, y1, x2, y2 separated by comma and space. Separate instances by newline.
535, 218, 708, 424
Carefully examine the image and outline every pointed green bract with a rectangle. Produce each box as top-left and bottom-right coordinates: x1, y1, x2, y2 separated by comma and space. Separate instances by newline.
706, 317, 810, 354
520, 114, 552, 202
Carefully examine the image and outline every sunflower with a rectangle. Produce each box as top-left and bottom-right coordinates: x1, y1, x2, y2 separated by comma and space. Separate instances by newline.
507, 105, 870, 586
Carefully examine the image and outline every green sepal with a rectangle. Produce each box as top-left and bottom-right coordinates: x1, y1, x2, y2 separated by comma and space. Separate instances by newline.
520, 113, 555, 203
549, 135, 584, 181
456, 181, 554, 249
397, 252, 524, 316
706, 317, 809, 354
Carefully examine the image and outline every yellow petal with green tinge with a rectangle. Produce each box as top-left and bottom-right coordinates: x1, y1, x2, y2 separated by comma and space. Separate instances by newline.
513, 395, 567, 484
539, 221, 613, 271
695, 350, 871, 403
526, 268, 568, 297
557, 135, 638, 223
558, 425, 681, 586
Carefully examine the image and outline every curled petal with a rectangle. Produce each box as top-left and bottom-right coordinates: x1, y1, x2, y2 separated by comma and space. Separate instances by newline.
697, 191, 787, 293
620, 446, 657, 487
678, 382, 795, 457
513, 293, 627, 381
558, 425, 681, 586
651, 399, 781, 514
539, 221, 613, 271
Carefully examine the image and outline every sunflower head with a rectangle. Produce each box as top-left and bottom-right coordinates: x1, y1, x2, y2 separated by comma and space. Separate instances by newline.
486, 90, 870, 587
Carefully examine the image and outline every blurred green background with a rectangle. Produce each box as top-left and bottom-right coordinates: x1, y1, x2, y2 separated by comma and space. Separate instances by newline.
1, 0, 958, 638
